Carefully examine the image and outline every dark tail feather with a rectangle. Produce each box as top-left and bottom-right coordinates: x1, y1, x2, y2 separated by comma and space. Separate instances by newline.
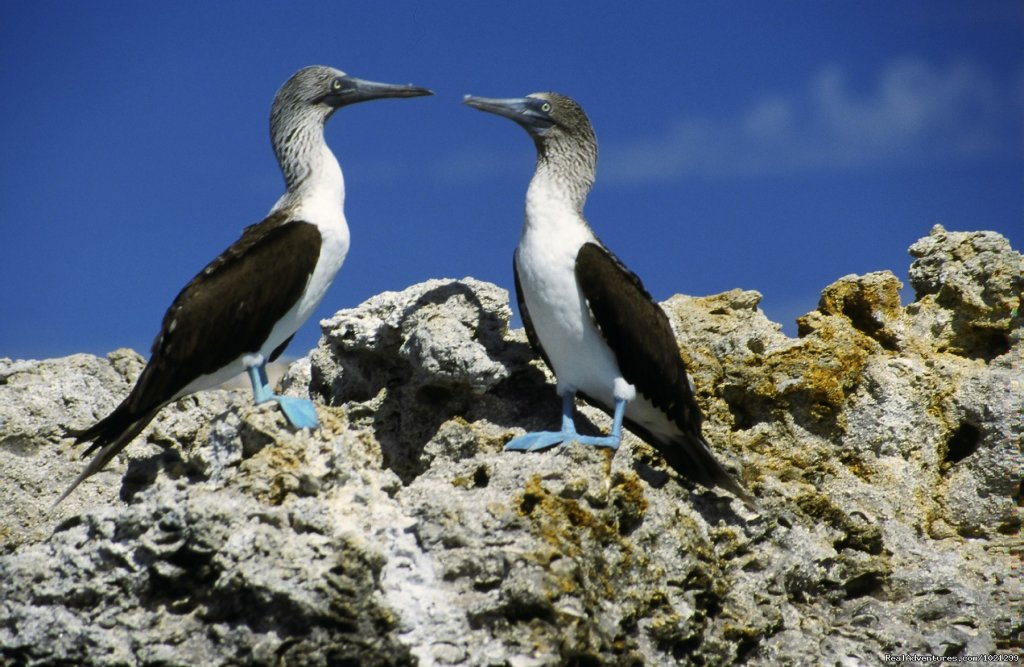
664, 432, 759, 512
51, 404, 160, 510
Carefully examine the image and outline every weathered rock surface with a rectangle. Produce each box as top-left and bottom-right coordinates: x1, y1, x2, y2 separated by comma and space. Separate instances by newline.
1, 225, 1020, 665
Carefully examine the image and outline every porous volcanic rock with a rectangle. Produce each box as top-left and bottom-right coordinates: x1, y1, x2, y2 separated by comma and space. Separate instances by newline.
1, 227, 1020, 665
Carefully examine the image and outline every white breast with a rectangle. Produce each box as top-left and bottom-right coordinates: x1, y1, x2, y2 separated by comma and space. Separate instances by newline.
516, 179, 624, 407
274, 182, 350, 332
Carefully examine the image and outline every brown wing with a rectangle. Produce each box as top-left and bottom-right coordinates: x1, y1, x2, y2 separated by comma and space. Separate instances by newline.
125, 212, 322, 413
60, 213, 323, 506
574, 241, 702, 435
575, 241, 756, 507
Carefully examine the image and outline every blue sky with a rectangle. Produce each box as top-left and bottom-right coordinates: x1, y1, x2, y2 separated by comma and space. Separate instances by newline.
2, 1, 1021, 361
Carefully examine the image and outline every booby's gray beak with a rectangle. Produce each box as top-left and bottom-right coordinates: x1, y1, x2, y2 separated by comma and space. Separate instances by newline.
326, 76, 433, 107
463, 95, 555, 132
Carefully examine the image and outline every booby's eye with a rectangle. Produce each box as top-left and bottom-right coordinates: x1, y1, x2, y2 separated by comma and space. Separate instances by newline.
541, 102, 552, 113
331, 78, 344, 92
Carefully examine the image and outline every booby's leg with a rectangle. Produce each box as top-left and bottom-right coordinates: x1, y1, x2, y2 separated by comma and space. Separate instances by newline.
505, 393, 576, 451
504, 393, 625, 452
572, 396, 625, 450
244, 356, 319, 429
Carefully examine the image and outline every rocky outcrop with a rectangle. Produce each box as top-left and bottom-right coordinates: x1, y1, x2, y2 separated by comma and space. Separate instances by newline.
1, 225, 1020, 665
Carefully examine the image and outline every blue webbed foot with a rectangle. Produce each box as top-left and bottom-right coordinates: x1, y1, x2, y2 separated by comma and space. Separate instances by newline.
272, 395, 320, 429
505, 430, 570, 452
505, 394, 626, 452
573, 433, 621, 450
573, 396, 626, 449
246, 361, 319, 430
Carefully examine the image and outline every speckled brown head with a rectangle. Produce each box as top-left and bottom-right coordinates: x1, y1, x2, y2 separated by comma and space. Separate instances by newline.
463, 91, 598, 202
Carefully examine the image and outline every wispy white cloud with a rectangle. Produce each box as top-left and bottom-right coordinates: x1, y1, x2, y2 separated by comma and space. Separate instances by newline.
601, 57, 1024, 182
431, 146, 524, 184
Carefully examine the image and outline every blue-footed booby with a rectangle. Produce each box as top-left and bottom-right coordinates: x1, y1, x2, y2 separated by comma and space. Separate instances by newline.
463, 92, 754, 508
55, 66, 431, 506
